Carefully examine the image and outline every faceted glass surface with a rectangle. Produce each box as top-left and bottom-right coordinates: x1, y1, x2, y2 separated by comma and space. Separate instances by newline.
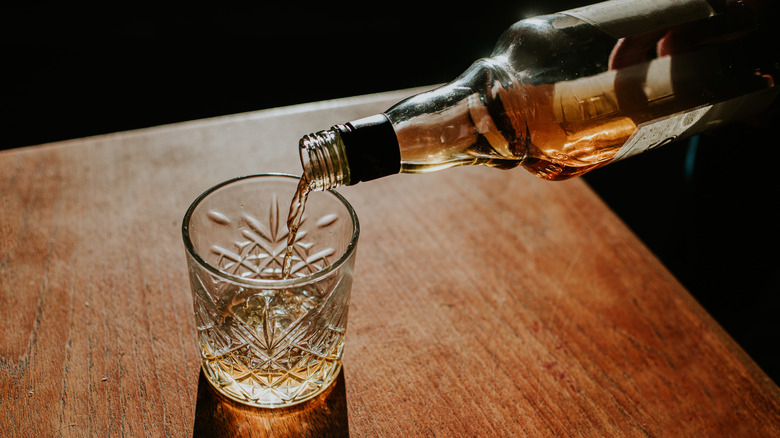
183, 174, 358, 408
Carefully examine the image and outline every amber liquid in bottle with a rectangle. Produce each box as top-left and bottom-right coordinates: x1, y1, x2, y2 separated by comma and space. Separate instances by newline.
387, 10, 776, 181
297, 1, 777, 191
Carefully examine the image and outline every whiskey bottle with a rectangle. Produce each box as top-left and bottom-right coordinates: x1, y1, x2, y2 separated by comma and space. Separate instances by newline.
298, 0, 778, 191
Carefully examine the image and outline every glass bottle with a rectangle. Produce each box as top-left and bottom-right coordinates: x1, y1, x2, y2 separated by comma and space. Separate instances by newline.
298, 0, 778, 191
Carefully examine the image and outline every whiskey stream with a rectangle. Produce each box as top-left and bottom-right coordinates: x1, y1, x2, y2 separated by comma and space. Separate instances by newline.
282, 177, 310, 279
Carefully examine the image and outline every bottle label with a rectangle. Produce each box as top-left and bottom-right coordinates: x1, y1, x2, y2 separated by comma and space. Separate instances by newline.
612, 88, 779, 163
563, 0, 715, 39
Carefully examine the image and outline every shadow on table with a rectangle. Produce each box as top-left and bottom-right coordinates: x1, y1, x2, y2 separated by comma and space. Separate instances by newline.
192, 368, 350, 437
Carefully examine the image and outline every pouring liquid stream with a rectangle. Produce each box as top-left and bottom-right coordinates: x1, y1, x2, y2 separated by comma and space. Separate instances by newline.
282, 177, 310, 279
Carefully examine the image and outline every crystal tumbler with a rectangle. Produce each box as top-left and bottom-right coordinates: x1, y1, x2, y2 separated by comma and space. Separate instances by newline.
182, 174, 359, 408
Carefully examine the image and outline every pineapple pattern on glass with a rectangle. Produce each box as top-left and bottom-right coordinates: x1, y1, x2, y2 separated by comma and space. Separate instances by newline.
206, 191, 334, 280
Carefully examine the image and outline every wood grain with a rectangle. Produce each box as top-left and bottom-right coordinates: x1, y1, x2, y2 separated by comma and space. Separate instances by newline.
1, 87, 778, 436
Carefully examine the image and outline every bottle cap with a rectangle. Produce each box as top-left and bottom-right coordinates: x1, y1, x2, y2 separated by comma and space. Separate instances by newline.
334, 114, 401, 185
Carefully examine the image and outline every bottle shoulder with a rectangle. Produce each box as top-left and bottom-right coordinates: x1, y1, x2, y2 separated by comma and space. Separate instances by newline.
492, 14, 617, 85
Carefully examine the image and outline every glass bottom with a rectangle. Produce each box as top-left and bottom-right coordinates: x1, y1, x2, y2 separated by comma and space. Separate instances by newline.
200, 356, 342, 409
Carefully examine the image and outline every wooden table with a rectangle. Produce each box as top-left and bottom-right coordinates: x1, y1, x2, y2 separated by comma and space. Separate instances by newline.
2, 88, 778, 437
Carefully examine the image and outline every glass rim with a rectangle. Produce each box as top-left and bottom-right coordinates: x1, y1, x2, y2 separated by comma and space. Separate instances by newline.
181, 173, 360, 288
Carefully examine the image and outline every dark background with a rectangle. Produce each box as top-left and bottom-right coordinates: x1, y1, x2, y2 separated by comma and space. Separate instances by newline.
3, 2, 777, 382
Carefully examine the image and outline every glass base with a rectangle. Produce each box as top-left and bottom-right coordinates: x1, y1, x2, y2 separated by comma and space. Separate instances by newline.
200, 358, 343, 409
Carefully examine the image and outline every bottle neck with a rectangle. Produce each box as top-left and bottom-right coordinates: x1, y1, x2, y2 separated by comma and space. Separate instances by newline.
298, 129, 351, 191
298, 114, 401, 190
